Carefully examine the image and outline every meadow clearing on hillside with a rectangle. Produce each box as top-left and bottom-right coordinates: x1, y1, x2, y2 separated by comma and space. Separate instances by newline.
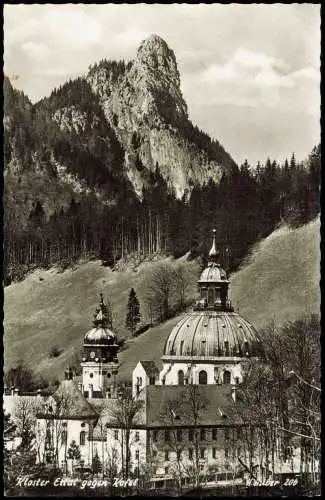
4, 217, 320, 383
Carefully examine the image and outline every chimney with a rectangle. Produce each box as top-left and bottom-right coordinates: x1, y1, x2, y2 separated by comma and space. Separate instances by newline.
231, 386, 236, 402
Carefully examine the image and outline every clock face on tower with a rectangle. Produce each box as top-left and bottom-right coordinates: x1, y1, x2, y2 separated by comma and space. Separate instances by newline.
90, 351, 96, 359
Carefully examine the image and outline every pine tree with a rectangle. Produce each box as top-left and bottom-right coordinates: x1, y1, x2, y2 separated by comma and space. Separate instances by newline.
125, 288, 141, 337
91, 450, 102, 476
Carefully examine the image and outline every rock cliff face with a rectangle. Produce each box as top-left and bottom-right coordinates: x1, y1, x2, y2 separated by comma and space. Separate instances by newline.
86, 34, 236, 197
4, 35, 236, 222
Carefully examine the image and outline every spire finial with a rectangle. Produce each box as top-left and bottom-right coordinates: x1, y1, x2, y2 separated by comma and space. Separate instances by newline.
209, 228, 219, 262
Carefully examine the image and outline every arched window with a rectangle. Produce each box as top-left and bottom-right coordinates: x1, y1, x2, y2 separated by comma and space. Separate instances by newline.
178, 370, 184, 385
61, 430, 67, 445
80, 431, 86, 446
223, 370, 231, 384
199, 370, 207, 385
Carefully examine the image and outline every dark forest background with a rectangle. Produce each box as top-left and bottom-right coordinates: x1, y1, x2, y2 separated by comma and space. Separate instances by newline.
3, 76, 320, 285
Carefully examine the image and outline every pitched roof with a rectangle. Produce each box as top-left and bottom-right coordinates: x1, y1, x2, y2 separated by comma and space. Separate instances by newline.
144, 385, 241, 428
139, 360, 159, 375
39, 380, 98, 420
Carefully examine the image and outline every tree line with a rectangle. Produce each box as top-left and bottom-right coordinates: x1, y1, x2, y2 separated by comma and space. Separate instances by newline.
3, 144, 320, 285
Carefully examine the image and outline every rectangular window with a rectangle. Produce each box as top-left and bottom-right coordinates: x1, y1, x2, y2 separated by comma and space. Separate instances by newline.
135, 450, 139, 460
135, 431, 140, 442
114, 430, 118, 440
188, 430, 193, 441
80, 431, 86, 446
200, 429, 206, 441
165, 450, 169, 461
165, 466, 169, 475
224, 341, 230, 356
165, 430, 170, 442
200, 448, 205, 459
224, 428, 229, 441
153, 430, 158, 442
212, 447, 217, 459
177, 429, 182, 441
149, 377, 156, 385
212, 429, 218, 440
180, 340, 184, 355
61, 430, 67, 445
189, 448, 193, 460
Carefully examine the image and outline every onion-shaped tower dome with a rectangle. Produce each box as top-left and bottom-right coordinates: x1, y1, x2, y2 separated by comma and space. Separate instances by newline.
83, 294, 119, 363
84, 293, 116, 345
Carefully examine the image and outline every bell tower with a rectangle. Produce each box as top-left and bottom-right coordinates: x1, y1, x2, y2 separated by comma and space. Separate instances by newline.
81, 294, 119, 399
195, 229, 233, 312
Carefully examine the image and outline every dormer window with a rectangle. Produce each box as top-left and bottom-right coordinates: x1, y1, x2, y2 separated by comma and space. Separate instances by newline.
180, 341, 184, 355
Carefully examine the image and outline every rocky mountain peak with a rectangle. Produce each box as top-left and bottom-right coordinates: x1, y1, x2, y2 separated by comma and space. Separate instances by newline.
130, 34, 188, 119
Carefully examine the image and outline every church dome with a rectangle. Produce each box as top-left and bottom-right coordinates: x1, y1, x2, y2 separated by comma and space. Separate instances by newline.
84, 327, 115, 345
162, 311, 262, 359
199, 264, 227, 282
83, 294, 117, 345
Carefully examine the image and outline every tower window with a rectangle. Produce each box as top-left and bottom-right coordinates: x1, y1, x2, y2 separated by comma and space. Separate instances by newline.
107, 373, 111, 378
153, 430, 158, 442
149, 377, 156, 385
188, 430, 194, 441
177, 430, 182, 441
135, 431, 140, 442
79, 431, 86, 446
223, 371, 231, 384
165, 430, 170, 442
212, 429, 218, 440
114, 430, 119, 440
199, 370, 207, 385
224, 341, 230, 356
200, 448, 206, 459
135, 450, 139, 460
165, 450, 169, 461
89, 373, 93, 378
200, 429, 206, 441
189, 448, 193, 460
177, 450, 181, 460
212, 447, 217, 459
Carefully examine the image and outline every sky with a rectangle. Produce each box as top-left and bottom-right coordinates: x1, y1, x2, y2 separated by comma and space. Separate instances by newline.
4, 3, 320, 166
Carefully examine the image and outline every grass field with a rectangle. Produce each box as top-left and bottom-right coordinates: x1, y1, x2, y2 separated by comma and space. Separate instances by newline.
4, 216, 320, 383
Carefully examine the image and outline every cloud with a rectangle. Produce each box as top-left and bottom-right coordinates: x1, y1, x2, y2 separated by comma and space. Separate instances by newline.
3, 4, 320, 164
21, 41, 51, 62
115, 26, 150, 49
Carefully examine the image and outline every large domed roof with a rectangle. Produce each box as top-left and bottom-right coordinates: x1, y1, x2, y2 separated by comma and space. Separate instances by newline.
162, 311, 262, 359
